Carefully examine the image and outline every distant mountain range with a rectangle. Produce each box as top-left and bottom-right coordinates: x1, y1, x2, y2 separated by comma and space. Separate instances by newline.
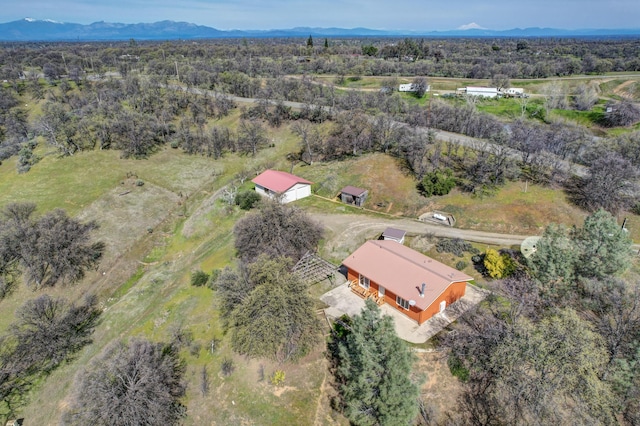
1, 18, 639, 41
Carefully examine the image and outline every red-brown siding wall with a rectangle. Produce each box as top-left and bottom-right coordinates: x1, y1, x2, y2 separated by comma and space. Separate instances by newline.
346, 267, 467, 324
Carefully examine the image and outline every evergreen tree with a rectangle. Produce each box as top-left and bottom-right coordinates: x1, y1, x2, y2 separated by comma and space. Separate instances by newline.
527, 223, 577, 298
306, 35, 314, 48
231, 256, 320, 362
330, 299, 419, 425
420, 168, 456, 196
573, 209, 632, 280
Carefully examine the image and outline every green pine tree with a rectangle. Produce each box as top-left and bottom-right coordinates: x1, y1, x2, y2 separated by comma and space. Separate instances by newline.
231, 256, 320, 362
331, 299, 419, 425
573, 209, 633, 280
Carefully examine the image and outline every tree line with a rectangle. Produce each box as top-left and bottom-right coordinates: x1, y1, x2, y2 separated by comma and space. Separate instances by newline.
2, 37, 640, 83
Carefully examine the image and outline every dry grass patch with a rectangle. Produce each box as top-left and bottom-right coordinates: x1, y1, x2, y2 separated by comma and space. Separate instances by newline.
416, 351, 463, 423
304, 153, 428, 216
434, 182, 587, 235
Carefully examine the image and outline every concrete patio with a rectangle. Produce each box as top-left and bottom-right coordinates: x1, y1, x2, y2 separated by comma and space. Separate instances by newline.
320, 280, 489, 343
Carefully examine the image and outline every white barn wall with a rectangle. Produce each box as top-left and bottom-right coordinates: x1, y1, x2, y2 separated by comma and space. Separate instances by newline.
254, 183, 311, 203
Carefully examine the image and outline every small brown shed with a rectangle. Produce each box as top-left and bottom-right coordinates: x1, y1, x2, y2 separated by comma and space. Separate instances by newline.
340, 185, 368, 207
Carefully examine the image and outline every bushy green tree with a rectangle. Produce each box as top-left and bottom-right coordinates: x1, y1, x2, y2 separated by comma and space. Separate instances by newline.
528, 210, 632, 299
573, 209, 632, 280
420, 168, 456, 197
330, 299, 419, 425
234, 190, 261, 210
190, 270, 209, 287
361, 45, 378, 56
527, 223, 578, 297
484, 248, 506, 278
230, 256, 320, 362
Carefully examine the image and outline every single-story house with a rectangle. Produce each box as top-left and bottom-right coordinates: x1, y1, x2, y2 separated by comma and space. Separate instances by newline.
342, 240, 473, 324
252, 169, 312, 203
339, 185, 368, 207
382, 227, 406, 244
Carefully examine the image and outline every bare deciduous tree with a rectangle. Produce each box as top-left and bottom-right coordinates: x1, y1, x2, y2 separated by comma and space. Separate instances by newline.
573, 82, 599, 111
603, 100, 640, 127
233, 200, 324, 263
0, 294, 101, 417
64, 338, 186, 426
237, 118, 267, 156
0, 203, 105, 289
567, 151, 639, 213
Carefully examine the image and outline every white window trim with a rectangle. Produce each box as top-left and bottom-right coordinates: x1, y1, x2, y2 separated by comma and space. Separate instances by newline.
358, 274, 370, 289
396, 296, 410, 310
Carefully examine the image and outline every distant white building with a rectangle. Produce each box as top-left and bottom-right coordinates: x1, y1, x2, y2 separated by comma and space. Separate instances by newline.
464, 86, 500, 98
399, 83, 430, 93
501, 87, 526, 98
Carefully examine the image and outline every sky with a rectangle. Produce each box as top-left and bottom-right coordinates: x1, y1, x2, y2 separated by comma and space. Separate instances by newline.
4, 0, 640, 31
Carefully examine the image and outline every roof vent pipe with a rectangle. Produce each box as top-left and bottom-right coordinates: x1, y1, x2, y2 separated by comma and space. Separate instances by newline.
420, 283, 426, 297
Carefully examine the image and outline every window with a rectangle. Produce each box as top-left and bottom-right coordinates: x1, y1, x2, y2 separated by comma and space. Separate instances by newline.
396, 296, 410, 310
358, 274, 370, 289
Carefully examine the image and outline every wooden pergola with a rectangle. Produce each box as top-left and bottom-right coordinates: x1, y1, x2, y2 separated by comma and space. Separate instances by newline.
292, 251, 337, 285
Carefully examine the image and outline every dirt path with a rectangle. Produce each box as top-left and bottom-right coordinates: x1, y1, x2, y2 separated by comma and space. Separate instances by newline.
312, 209, 640, 256
313, 211, 529, 257
613, 80, 635, 99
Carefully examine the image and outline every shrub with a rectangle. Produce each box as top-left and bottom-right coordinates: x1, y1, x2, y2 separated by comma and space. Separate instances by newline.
135, 179, 144, 186
221, 358, 235, 377
190, 270, 210, 287
483, 249, 517, 279
17, 145, 40, 173
455, 260, 468, 270
483, 249, 505, 278
436, 238, 475, 257
447, 354, 469, 382
234, 190, 262, 210
270, 370, 286, 386
420, 168, 456, 197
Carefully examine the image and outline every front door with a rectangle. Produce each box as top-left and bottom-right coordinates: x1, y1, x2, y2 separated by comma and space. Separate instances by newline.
359, 274, 370, 289
439, 300, 446, 313
378, 286, 385, 299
